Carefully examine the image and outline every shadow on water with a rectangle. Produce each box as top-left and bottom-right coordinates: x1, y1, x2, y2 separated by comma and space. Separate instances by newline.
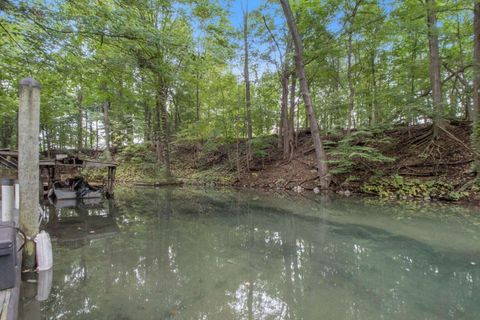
19, 187, 480, 320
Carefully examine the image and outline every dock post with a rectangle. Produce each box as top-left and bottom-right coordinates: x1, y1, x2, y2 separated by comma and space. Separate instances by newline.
106, 166, 115, 198
107, 167, 111, 196
1, 178, 14, 221
18, 78, 41, 270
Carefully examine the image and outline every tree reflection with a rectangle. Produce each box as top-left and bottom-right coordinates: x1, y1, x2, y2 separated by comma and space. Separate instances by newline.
24, 187, 480, 320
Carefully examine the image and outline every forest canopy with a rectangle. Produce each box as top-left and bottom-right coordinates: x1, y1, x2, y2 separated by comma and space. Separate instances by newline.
0, 0, 478, 181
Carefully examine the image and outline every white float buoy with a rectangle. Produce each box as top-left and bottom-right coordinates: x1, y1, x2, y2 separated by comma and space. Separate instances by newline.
34, 231, 53, 271
36, 268, 53, 301
14, 179, 19, 210
1, 178, 14, 222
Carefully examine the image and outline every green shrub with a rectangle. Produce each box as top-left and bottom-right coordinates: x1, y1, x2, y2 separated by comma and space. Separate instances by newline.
251, 136, 276, 159
116, 143, 155, 163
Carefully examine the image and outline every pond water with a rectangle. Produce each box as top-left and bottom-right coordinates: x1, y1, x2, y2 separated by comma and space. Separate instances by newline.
19, 187, 480, 320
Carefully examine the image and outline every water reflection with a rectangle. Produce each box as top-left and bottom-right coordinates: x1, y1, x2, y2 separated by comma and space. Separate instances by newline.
20, 187, 480, 319
45, 198, 119, 249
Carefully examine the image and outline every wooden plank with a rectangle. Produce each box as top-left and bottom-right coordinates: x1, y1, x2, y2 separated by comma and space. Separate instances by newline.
39, 160, 55, 166
1, 152, 117, 168
84, 160, 117, 168
0, 156, 17, 170
0, 291, 7, 319
0, 290, 11, 320
39, 159, 117, 169
0, 151, 18, 158
6, 244, 22, 320
0, 291, 5, 306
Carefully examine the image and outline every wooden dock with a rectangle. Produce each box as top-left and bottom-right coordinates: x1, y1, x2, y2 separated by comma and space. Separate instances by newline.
0, 150, 117, 198
0, 203, 22, 320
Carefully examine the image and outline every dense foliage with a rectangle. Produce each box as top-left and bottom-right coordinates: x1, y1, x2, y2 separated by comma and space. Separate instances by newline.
0, 0, 477, 177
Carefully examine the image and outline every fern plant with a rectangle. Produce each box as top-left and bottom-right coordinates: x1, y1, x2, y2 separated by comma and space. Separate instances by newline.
328, 130, 395, 174
251, 136, 276, 159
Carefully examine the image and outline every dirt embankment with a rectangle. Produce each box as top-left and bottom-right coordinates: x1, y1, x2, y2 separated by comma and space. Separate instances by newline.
169, 122, 479, 202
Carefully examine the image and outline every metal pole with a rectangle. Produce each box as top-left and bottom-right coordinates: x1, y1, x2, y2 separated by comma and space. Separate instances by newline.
18, 77, 41, 270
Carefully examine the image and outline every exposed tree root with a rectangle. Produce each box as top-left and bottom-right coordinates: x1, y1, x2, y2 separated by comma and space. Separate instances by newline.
299, 175, 318, 186
405, 125, 434, 147
438, 125, 480, 158
397, 159, 473, 170
398, 124, 475, 178
457, 177, 477, 192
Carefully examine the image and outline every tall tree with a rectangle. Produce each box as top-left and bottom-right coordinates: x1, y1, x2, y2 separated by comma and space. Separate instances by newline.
474, 0, 480, 123
280, 43, 292, 159
243, 5, 253, 170
76, 88, 83, 151
102, 101, 112, 161
346, 0, 362, 133
288, 70, 296, 160
426, 0, 444, 137
279, 0, 330, 189
472, 0, 480, 174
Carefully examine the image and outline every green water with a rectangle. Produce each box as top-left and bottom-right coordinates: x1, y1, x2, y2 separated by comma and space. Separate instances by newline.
20, 187, 480, 319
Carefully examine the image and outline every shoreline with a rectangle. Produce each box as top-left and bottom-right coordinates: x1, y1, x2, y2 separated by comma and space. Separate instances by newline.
114, 179, 480, 208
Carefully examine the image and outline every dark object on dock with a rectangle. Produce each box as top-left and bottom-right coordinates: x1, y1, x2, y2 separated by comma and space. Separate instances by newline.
0, 222, 17, 290
48, 177, 103, 200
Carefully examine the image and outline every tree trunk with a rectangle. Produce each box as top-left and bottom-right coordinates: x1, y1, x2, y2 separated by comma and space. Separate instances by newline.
102, 101, 112, 161
455, 14, 471, 121
295, 90, 300, 148
127, 114, 134, 145
158, 88, 172, 177
346, 1, 361, 133
84, 108, 89, 148
410, 35, 418, 127
278, 83, 285, 149
288, 72, 296, 161
280, 0, 330, 189
96, 119, 99, 150
144, 101, 151, 142
281, 68, 290, 158
278, 42, 292, 154
347, 31, 355, 133
0, 118, 13, 148
196, 70, 200, 123
472, 1, 480, 174
426, 0, 444, 138
154, 89, 162, 163
140, 73, 151, 143
76, 90, 83, 151
474, 0, 480, 123
243, 9, 253, 170
370, 49, 378, 126
173, 97, 180, 132
89, 118, 93, 149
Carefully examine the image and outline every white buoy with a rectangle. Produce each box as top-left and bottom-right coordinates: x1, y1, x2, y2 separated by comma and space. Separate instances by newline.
14, 179, 19, 210
1, 178, 14, 221
34, 231, 53, 271
36, 268, 53, 301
